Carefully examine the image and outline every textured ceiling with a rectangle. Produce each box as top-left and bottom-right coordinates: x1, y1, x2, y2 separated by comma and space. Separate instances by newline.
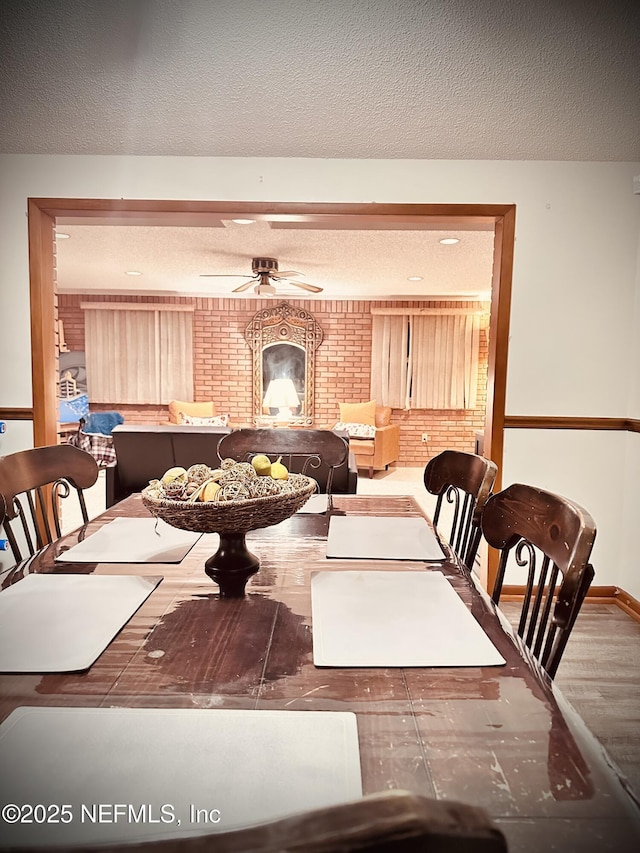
1, 0, 639, 161
6, 0, 637, 298
55, 221, 495, 299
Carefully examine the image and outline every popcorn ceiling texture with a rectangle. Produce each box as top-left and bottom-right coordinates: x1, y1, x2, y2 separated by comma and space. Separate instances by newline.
54, 223, 495, 301
1, 0, 639, 160
59, 294, 488, 467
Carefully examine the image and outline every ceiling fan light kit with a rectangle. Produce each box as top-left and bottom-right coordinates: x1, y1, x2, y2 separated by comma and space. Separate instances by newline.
254, 278, 277, 296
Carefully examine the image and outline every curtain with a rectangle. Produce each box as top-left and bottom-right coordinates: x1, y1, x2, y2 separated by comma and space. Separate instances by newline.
370, 312, 480, 410
84, 308, 193, 403
370, 314, 410, 409
410, 314, 480, 409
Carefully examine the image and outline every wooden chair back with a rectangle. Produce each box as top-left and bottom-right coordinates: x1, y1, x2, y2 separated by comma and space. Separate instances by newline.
482, 483, 596, 678
423, 450, 498, 571
0, 445, 98, 562
78, 790, 507, 852
217, 428, 349, 496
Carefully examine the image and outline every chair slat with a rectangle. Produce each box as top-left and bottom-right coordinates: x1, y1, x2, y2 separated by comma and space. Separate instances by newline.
35, 485, 54, 545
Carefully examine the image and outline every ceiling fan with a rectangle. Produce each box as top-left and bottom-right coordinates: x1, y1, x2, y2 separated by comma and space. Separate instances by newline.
200, 257, 323, 295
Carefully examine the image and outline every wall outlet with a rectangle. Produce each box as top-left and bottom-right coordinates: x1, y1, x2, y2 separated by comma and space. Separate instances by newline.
421, 432, 429, 443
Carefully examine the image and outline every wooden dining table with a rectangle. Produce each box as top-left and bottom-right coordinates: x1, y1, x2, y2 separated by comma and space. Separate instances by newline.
1, 493, 639, 852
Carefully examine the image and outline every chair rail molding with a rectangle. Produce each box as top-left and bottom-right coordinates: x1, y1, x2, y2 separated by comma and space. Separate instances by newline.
504, 415, 639, 432
0, 408, 34, 420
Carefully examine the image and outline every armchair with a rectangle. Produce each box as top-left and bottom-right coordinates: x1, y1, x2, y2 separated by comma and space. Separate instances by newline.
348, 406, 400, 478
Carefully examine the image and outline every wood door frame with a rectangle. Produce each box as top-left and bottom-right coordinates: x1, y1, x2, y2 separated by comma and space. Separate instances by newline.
27, 198, 516, 585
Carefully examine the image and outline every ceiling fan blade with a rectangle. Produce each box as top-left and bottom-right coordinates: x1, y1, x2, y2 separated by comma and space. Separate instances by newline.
199, 273, 252, 278
291, 280, 323, 293
273, 270, 302, 278
232, 278, 259, 293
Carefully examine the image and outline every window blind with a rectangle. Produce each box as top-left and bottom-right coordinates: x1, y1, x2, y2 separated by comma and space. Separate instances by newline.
84, 307, 193, 404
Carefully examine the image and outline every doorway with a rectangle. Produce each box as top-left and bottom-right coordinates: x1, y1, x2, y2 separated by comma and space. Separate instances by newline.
27, 198, 515, 488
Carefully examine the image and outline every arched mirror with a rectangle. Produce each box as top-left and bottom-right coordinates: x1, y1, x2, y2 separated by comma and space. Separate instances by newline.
245, 302, 323, 426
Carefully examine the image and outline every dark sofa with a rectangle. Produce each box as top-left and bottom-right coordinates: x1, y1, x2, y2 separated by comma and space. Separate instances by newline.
106, 424, 232, 507
106, 424, 357, 507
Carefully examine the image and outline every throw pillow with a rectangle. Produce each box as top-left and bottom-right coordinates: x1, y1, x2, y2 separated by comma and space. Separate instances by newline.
168, 399, 217, 424
180, 412, 229, 426
334, 421, 376, 439
338, 399, 377, 427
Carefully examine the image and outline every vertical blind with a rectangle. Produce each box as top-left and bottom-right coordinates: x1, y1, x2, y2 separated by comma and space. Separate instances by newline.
370, 314, 411, 410
84, 307, 193, 404
370, 313, 481, 410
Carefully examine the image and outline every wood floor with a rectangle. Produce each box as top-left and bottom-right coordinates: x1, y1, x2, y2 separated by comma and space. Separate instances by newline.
501, 600, 640, 798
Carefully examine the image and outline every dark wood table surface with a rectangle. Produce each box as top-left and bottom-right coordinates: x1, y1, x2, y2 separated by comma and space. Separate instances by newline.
1, 494, 639, 852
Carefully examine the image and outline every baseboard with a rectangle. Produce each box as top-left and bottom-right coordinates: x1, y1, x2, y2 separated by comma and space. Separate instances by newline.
612, 588, 640, 622
500, 584, 640, 623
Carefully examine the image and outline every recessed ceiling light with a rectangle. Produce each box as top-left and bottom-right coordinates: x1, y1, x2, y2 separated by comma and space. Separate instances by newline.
56, 232, 70, 239
125, 270, 142, 276
439, 238, 460, 245
231, 218, 256, 225
407, 275, 424, 281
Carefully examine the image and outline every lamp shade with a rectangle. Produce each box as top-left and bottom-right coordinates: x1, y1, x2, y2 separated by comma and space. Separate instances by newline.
263, 378, 300, 410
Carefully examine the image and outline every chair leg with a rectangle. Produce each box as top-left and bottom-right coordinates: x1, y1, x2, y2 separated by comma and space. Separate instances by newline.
368, 466, 373, 478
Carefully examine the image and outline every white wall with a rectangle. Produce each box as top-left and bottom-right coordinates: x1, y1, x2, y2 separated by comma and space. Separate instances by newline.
502, 429, 631, 593
1, 154, 639, 590
620, 434, 640, 599
619, 203, 640, 598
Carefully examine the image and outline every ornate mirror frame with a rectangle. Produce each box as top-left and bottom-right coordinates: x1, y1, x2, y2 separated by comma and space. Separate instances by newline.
245, 302, 323, 426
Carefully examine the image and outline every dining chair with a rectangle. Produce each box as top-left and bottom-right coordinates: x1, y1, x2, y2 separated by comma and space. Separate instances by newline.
423, 450, 498, 571
0, 444, 99, 562
217, 428, 351, 496
76, 790, 507, 851
482, 483, 596, 679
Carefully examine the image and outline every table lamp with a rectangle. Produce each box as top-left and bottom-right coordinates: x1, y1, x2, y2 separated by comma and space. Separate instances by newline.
263, 378, 300, 422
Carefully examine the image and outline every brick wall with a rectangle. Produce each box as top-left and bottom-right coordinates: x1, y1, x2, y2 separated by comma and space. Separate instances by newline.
58, 295, 488, 466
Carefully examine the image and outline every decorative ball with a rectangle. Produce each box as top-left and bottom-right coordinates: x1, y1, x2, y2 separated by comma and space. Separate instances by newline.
248, 476, 280, 498
217, 482, 251, 502
234, 461, 258, 478
162, 479, 188, 499
187, 464, 213, 486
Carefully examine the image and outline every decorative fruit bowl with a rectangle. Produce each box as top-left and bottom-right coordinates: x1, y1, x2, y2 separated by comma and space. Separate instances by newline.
141, 459, 316, 597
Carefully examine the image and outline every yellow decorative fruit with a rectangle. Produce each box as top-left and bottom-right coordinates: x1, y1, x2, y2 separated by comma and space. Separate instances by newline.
270, 456, 288, 480
161, 466, 188, 486
200, 481, 221, 502
251, 454, 272, 476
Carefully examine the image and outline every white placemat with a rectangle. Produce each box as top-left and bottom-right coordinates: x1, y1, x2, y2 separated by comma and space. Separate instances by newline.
0, 574, 161, 672
297, 493, 329, 514
55, 517, 201, 563
0, 706, 362, 848
311, 570, 506, 667
326, 515, 447, 561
